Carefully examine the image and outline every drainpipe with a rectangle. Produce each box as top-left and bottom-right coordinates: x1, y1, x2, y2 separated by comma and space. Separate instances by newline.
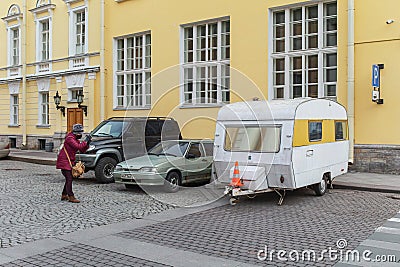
21, 0, 27, 147
100, 0, 105, 121
347, 0, 355, 163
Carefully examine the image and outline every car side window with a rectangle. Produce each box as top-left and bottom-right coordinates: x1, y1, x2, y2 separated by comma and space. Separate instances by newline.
202, 143, 214, 156
187, 143, 203, 158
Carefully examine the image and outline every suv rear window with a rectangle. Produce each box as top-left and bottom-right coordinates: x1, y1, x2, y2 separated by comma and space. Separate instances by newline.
145, 121, 161, 136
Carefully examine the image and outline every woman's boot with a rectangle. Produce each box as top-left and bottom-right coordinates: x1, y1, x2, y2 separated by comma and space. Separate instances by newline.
68, 196, 80, 203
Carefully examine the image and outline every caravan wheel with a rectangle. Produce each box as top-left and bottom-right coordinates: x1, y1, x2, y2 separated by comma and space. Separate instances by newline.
314, 176, 327, 196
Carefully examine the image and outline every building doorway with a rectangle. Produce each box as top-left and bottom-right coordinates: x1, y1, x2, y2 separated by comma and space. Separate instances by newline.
67, 108, 83, 133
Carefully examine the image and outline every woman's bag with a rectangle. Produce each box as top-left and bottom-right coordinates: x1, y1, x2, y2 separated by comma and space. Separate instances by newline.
64, 147, 85, 178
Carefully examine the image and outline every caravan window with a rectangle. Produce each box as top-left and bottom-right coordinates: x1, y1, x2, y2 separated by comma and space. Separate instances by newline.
224, 126, 281, 153
335, 121, 347, 140
309, 121, 322, 141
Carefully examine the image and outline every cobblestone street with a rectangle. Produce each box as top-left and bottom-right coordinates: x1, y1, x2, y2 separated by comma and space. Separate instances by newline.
117, 188, 400, 266
1, 160, 400, 266
0, 160, 220, 249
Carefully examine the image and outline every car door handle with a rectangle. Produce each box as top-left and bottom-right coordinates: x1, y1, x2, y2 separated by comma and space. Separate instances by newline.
306, 150, 314, 157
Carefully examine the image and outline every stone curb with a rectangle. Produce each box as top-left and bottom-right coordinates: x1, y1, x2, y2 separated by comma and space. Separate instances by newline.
6, 155, 56, 166
334, 182, 400, 194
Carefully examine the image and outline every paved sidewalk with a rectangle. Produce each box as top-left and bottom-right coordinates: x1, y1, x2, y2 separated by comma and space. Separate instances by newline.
333, 172, 400, 194
7, 149, 57, 166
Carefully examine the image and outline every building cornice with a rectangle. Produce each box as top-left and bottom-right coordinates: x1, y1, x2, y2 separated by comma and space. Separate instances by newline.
63, 0, 85, 4
1, 14, 23, 23
0, 66, 100, 84
29, 4, 56, 15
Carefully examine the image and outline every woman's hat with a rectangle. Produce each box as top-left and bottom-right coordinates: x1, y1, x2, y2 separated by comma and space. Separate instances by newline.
72, 124, 84, 134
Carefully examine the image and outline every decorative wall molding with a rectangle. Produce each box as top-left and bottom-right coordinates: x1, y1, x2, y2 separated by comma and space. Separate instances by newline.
8, 82, 20, 94
65, 73, 85, 88
37, 78, 50, 92
88, 72, 96, 80
29, 4, 56, 17
2, 4, 23, 24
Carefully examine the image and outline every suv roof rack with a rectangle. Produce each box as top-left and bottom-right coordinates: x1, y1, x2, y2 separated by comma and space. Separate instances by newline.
107, 117, 175, 120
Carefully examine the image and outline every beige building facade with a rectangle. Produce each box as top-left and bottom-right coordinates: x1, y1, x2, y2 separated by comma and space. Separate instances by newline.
0, 0, 399, 173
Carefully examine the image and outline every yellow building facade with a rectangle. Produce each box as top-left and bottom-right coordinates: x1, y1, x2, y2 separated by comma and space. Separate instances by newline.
0, 0, 398, 173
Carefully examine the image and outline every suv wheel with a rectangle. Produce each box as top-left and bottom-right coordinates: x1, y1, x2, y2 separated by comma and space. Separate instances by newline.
95, 157, 117, 183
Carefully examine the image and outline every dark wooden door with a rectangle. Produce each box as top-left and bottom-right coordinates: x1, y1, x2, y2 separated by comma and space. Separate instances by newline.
67, 108, 83, 132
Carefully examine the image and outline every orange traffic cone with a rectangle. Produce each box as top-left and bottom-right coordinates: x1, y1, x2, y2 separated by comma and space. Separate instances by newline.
230, 161, 243, 187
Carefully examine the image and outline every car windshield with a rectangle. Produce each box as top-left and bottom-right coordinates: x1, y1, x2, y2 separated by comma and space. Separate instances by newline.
92, 120, 123, 138
148, 141, 189, 157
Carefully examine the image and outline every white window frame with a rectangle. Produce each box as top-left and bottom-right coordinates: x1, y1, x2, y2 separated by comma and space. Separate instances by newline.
8, 26, 21, 67
36, 17, 52, 62
113, 32, 151, 109
10, 94, 19, 126
269, 1, 337, 100
38, 92, 50, 125
68, 87, 83, 102
180, 18, 230, 107
68, 6, 88, 56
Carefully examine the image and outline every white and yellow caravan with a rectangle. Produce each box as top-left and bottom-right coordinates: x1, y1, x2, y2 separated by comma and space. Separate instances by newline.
213, 98, 349, 205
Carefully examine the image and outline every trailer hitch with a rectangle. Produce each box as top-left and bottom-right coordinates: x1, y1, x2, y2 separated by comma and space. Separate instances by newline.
274, 189, 286, 206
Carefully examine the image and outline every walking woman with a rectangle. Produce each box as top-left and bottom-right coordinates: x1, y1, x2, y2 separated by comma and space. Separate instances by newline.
56, 124, 91, 203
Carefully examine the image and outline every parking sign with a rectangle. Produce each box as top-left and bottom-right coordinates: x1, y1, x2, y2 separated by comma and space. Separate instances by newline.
372, 64, 380, 88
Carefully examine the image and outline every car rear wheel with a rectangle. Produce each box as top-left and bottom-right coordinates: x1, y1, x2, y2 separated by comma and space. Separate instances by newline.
95, 157, 117, 184
164, 171, 181, 193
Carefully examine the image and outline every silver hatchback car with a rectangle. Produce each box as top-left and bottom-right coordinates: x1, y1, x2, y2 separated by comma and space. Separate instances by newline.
113, 140, 214, 192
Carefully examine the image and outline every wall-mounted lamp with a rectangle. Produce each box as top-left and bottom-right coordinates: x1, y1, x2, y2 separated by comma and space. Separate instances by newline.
386, 19, 395, 24
76, 92, 88, 116
53, 91, 66, 117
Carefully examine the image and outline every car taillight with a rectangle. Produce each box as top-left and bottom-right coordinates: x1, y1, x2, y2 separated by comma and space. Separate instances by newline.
4, 143, 10, 149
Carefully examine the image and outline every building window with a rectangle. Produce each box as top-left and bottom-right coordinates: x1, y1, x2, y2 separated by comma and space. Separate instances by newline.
39, 19, 50, 61
10, 95, 19, 125
72, 9, 86, 55
115, 32, 151, 108
182, 18, 230, 106
39, 92, 49, 125
271, 2, 337, 99
69, 88, 83, 102
10, 28, 20, 66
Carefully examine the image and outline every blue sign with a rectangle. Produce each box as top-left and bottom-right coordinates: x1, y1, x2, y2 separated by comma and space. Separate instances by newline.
372, 64, 380, 88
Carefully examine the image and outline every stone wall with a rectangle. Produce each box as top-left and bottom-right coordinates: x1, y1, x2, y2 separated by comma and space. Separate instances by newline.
0, 133, 66, 151
353, 144, 400, 174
